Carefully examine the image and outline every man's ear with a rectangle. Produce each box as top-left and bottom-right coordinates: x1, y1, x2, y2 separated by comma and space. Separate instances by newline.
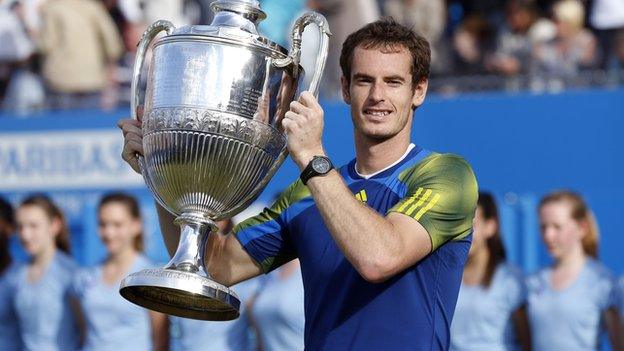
411, 78, 428, 109
341, 76, 351, 105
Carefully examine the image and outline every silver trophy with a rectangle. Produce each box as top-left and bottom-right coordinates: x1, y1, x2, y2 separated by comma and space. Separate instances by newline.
119, 0, 330, 320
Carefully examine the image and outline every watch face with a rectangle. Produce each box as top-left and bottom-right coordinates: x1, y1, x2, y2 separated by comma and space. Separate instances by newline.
312, 157, 331, 173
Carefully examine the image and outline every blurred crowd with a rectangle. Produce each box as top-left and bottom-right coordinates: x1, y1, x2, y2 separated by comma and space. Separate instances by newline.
1, 0, 624, 114
1, 190, 623, 350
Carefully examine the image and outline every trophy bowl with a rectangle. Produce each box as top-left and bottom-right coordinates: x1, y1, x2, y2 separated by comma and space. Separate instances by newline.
119, 0, 330, 320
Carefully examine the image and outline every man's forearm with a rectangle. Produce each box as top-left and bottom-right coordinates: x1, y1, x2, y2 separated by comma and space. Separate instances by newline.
305, 171, 407, 280
155, 201, 180, 257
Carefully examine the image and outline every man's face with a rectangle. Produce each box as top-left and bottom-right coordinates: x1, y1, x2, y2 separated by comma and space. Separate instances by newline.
341, 45, 427, 142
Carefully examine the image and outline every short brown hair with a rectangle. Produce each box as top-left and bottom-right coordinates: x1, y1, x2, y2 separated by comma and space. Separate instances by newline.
340, 18, 431, 87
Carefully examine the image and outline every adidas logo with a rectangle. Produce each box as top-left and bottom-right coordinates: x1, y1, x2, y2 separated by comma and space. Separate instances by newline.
355, 189, 367, 202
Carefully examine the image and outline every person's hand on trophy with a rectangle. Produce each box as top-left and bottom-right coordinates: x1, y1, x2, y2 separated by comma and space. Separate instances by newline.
117, 106, 144, 174
282, 91, 327, 170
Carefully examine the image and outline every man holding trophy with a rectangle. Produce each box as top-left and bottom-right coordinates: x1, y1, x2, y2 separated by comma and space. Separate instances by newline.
119, 0, 478, 348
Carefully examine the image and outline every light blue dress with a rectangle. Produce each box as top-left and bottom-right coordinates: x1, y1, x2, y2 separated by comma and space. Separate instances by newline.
13, 251, 79, 351
72, 254, 155, 351
250, 267, 305, 351
527, 259, 617, 351
450, 263, 527, 351
0, 263, 21, 351
173, 277, 261, 351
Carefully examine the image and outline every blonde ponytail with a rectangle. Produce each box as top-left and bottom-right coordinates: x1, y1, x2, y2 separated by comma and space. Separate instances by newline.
582, 210, 599, 258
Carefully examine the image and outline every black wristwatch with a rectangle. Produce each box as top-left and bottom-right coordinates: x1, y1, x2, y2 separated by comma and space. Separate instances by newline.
300, 156, 334, 185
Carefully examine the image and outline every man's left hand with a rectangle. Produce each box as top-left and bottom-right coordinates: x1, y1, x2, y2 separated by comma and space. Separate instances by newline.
282, 91, 327, 170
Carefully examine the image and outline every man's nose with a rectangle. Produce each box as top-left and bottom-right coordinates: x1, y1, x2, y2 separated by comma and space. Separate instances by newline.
368, 82, 385, 102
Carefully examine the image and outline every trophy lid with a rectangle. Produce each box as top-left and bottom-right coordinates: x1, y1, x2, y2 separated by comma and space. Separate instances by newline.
161, 0, 286, 57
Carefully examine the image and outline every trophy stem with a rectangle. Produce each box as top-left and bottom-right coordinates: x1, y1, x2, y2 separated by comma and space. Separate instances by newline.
119, 211, 241, 320
166, 213, 216, 277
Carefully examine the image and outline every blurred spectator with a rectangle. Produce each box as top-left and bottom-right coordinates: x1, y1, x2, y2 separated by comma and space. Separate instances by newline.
456, 0, 507, 28
71, 193, 169, 351
311, 0, 380, 98
0, 0, 44, 113
13, 195, 79, 351
589, 0, 624, 70
114, 18, 147, 107
247, 259, 305, 351
531, 0, 598, 91
172, 216, 261, 351
450, 192, 530, 351
0, 196, 20, 351
38, 0, 124, 110
487, 0, 555, 91
116, 0, 189, 26
617, 29, 624, 64
383, 0, 448, 74
527, 191, 622, 350
452, 14, 495, 75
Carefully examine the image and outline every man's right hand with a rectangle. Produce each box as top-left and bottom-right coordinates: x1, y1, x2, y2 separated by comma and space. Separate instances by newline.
117, 112, 144, 174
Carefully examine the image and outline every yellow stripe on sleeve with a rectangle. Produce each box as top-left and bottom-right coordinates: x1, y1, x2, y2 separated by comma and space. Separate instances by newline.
397, 187, 423, 213
406, 189, 432, 216
414, 193, 440, 220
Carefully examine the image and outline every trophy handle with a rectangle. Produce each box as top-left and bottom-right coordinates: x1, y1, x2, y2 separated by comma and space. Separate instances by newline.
223, 13, 332, 219
274, 11, 332, 97
131, 20, 175, 121
131, 20, 176, 215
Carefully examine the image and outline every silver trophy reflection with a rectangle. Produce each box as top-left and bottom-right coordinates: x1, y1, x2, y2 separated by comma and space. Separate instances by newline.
119, 0, 330, 320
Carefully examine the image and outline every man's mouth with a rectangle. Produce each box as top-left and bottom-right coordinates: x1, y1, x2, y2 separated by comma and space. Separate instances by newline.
363, 109, 392, 117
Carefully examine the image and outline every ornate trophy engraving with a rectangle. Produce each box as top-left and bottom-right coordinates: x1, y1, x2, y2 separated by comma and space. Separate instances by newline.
119, 0, 330, 320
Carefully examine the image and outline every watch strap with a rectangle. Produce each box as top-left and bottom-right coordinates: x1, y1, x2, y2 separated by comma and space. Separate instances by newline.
300, 156, 333, 185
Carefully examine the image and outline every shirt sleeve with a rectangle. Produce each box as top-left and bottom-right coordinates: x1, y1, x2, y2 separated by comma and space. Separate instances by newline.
234, 181, 304, 273
387, 153, 478, 250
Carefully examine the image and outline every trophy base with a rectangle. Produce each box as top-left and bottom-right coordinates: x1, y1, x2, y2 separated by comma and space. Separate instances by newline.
119, 268, 240, 321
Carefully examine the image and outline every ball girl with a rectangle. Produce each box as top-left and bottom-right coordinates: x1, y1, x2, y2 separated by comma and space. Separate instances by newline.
450, 192, 530, 351
13, 194, 79, 350
71, 192, 169, 351
528, 190, 622, 350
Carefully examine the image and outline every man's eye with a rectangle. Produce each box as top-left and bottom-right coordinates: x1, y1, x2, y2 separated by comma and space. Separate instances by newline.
388, 80, 402, 86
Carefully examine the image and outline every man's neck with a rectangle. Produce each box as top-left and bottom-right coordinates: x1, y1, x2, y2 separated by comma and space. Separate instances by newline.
354, 133, 412, 175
